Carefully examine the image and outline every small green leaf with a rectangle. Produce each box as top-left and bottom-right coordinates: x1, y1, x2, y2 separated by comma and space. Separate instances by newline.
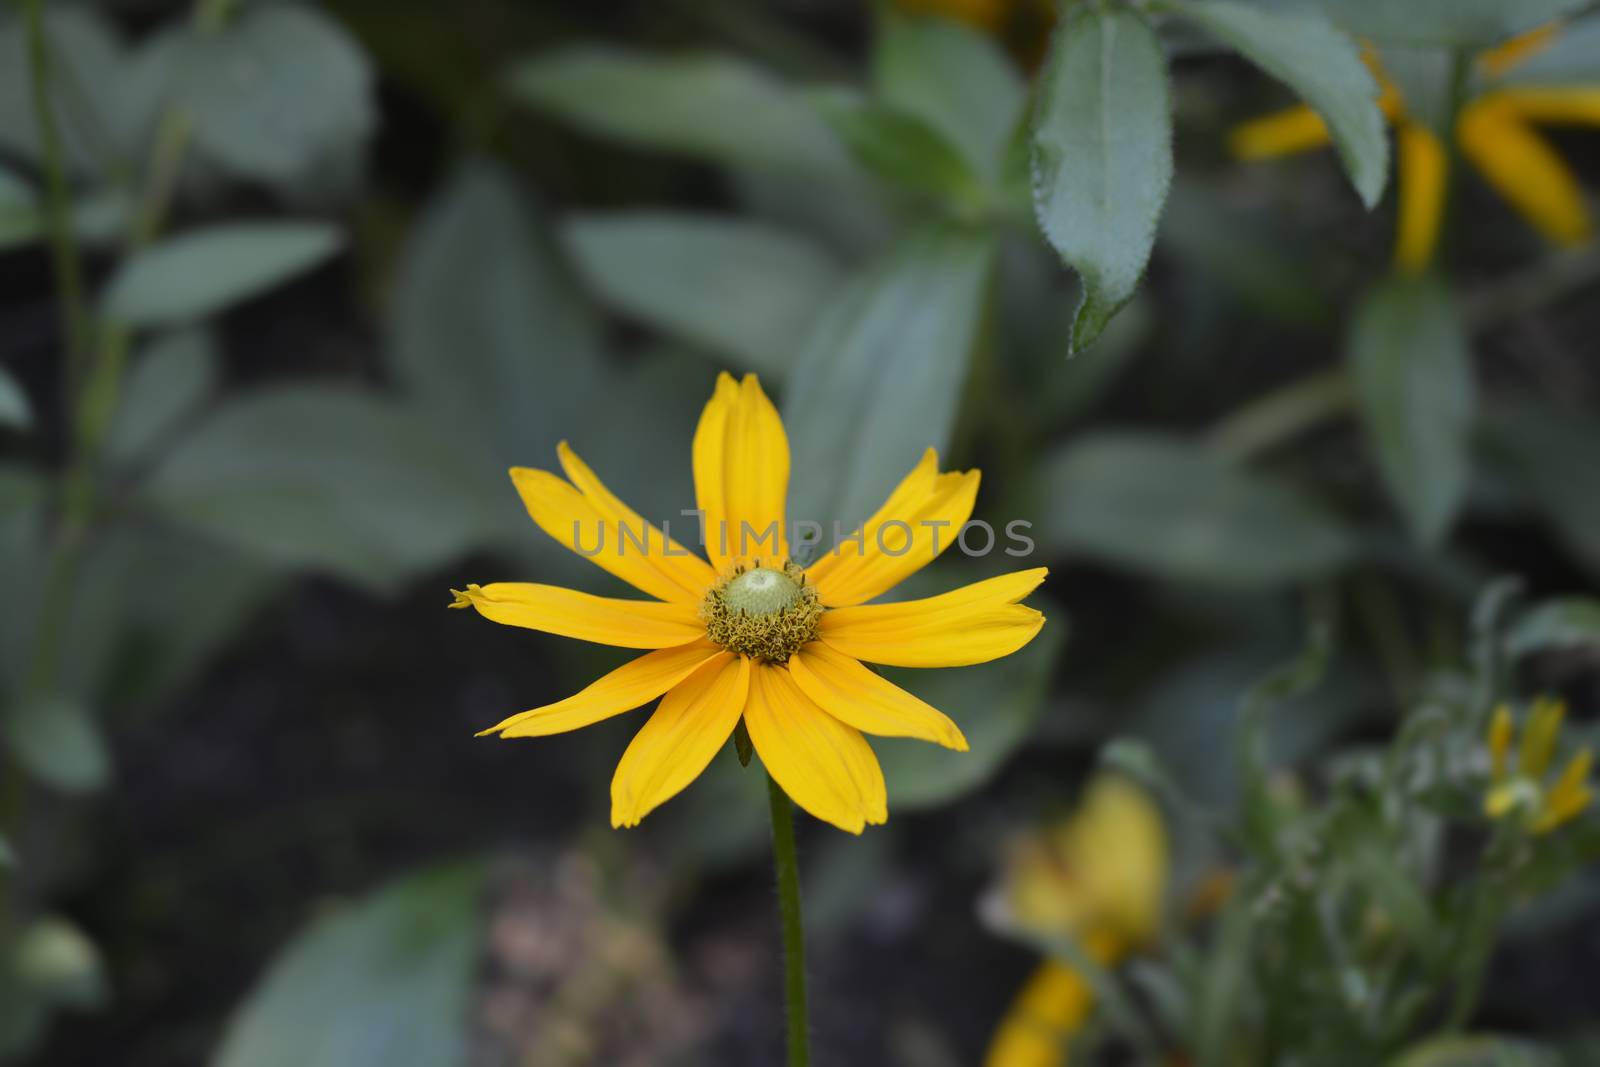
784, 226, 994, 539
104, 222, 341, 327
877, 616, 1062, 811
12, 915, 106, 1009
874, 11, 1025, 180
213, 860, 487, 1067
1390, 1034, 1559, 1067
1035, 432, 1354, 587
1031, 8, 1172, 351
0, 7, 127, 176
503, 46, 855, 182
1507, 597, 1600, 658
0, 363, 30, 431
0, 165, 39, 250
1319, 0, 1590, 47
818, 95, 987, 210
561, 211, 838, 379
1, 694, 110, 795
184, 5, 375, 192
1347, 275, 1475, 545
107, 328, 217, 462
1167, 0, 1387, 207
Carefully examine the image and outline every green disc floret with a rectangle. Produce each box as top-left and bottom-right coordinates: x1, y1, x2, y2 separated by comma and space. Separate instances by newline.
702, 561, 822, 662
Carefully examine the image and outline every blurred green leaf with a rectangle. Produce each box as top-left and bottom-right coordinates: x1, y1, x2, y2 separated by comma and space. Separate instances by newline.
104, 222, 342, 327
1347, 276, 1475, 546
1035, 432, 1354, 587
784, 226, 994, 539
504, 45, 855, 182
0, 465, 44, 680
213, 860, 487, 1067
873, 11, 1024, 181
390, 161, 602, 472
0, 6, 127, 176
1380, 44, 1456, 135
108, 328, 217, 463
1496, 15, 1600, 86
1169, 0, 1387, 207
1389, 1034, 1560, 1066
1, 693, 110, 795
1316, 0, 1590, 47
1032, 7, 1172, 352
1506, 597, 1600, 658
877, 617, 1062, 811
561, 211, 838, 379
0, 168, 130, 252
0, 362, 29, 431
140, 386, 504, 592
0, 832, 11, 867
182, 4, 375, 193
818, 95, 987, 211
1482, 402, 1600, 580
0, 165, 38, 251
12, 915, 106, 1009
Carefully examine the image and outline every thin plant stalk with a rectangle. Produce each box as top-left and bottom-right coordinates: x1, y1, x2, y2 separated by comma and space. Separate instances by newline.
767, 772, 811, 1067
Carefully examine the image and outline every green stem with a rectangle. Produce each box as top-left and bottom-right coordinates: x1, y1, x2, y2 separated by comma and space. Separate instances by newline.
1205, 369, 1354, 463
767, 774, 811, 1067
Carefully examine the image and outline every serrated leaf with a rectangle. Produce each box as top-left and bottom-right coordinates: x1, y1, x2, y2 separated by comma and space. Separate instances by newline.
1506, 597, 1600, 658
874, 11, 1025, 180
819, 95, 987, 210
104, 223, 341, 327
504, 45, 855, 182
561, 211, 838, 379
140, 386, 504, 592
1347, 275, 1475, 545
1, 693, 110, 795
1031, 8, 1172, 352
1035, 432, 1354, 587
0, 363, 29, 431
184, 4, 375, 192
1169, 0, 1387, 206
107, 328, 217, 462
783, 226, 994, 541
1319, 0, 1590, 47
213, 861, 486, 1067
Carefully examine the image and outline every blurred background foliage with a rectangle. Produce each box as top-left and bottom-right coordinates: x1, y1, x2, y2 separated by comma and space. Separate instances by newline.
1, 0, 1599, 1063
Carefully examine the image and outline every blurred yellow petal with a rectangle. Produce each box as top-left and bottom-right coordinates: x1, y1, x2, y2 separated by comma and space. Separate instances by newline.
1484, 781, 1522, 819
449, 583, 703, 648
1394, 121, 1450, 273
819, 569, 1046, 667
610, 653, 748, 827
984, 960, 1094, 1067
509, 465, 710, 603
1487, 87, 1600, 126
1534, 747, 1594, 834
1063, 777, 1169, 946
1518, 697, 1567, 777
1478, 23, 1561, 79
1229, 105, 1334, 159
789, 641, 968, 750
556, 442, 717, 599
693, 372, 790, 572
744, 663, 887, 834
1458, 101, 1593, 245
480, 640, 723, 738
1488, 705, 1514, 782
805, 448, 980, 607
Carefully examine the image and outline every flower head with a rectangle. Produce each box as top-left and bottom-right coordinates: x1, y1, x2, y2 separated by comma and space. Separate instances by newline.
1230, 22, 1600, 271
1484, 697, 1593, 835
452, 373, 1046, 833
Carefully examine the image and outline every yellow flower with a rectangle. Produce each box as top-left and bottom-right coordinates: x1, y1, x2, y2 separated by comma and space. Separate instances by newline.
984, 776, 1168, 1067
1230, 23, 1600, 271
1484, 698, 1593, 835
451, 372, 1047, 834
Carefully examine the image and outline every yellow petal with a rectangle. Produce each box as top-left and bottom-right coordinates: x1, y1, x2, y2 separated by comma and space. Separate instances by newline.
1532, 783, 1593, 834
1228, 105, 1334, 159
1484, 781, 1523, 819
556, 442, 717, 598
788, 642, 968, 750
693, 372, 790, 572
743, 663, 887, 834
450, 582, 704, 648
804, 448, 981, 607
1394, 121, 1450, 273
983, 960, 1094, 1067
509, 465, 711, 604
1519, 696, 1566, 778
480, 640, 723, 738
1458, 101, 1593, 245
1064, 776, 1169, 947
1534, 747, 1594, 834
1488, 704, 1514, 782
1485, 87, 1600, 126
818, 569, 1047, 668
610, 653, 749, 827
1478, 23, 1561, 79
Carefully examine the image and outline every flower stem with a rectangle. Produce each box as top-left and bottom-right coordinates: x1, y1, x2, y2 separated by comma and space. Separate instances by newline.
766, 773, 811, 1067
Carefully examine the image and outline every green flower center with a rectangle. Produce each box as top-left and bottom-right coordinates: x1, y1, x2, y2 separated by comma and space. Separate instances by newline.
702, 562, 822, 662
